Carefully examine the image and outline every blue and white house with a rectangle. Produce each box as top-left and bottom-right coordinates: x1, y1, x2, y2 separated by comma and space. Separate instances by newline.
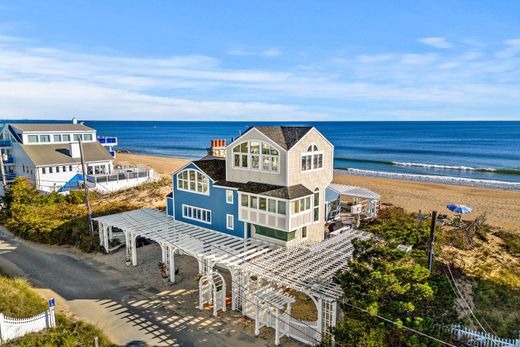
167, 126, 337, 246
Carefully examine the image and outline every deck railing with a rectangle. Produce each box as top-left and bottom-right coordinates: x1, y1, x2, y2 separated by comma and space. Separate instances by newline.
97, 136, 117, 144
450, 326, 520, 346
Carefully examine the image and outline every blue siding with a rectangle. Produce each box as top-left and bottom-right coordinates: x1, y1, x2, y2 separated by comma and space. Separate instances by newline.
166, 196, 174, 217
171, 163, 243, 238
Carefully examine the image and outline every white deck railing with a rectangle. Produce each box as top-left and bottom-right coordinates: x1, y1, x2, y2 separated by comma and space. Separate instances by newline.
0, 299, 56, 343
451, 326, 520, 347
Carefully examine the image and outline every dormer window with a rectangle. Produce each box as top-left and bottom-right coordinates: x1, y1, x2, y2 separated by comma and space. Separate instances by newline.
233, 141, 279, 172
301, 144, 323, 172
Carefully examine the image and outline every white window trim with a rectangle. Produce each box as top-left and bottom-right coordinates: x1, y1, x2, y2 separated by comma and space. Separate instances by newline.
177, 168, 210, 196
301, 151, 324, 173
231, 140, 281, 174
290, 196, 313, 216
239, 192, 288, 216
226, 214, 234, 230
182, 204, 212, 224
226, 190, 234, 204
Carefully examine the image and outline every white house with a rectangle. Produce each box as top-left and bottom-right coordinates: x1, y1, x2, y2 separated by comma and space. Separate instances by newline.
0, 119, 156, 195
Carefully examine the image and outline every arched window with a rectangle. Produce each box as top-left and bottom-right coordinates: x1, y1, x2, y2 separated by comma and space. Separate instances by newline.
313, 187, 320, 222
302, 144, 323, 172
177, 168, 209, 194
232, 141, 279, 172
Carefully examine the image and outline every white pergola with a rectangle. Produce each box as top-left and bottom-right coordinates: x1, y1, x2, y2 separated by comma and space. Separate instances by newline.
93, 208, 371, 346
328, 183, 380, 200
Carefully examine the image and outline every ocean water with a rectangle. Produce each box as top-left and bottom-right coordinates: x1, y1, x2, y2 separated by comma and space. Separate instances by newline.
4, 120, 520, 189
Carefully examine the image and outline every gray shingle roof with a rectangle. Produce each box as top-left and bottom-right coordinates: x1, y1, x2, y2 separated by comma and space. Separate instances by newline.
21, 142, 113, 166
251, 126, 313, 150
192, 159, 226, 181
10, 123, 94, 132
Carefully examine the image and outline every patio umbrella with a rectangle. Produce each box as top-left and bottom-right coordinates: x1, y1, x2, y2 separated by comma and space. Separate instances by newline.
447, 204, 472, 214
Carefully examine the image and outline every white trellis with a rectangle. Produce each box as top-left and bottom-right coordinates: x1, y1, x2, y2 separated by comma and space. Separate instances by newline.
199, 271, 227, 317
94, 208, 371, 346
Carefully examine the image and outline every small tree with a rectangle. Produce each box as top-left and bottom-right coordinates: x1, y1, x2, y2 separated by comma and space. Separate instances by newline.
334, 239, 452, 346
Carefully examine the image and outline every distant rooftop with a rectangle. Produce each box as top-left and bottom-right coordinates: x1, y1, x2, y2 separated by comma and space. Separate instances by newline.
21, 142, 113, 166
9, 123, 94, 132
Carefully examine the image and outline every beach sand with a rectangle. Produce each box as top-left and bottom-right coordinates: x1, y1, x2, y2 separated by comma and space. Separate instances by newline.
117, 152, 520, 234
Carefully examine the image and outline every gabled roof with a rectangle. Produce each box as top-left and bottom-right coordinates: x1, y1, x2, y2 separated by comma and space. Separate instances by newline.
20, 142, 113, 166
9, 123, 94, 132
191, 159, 226, 181
248, 126, 313, 150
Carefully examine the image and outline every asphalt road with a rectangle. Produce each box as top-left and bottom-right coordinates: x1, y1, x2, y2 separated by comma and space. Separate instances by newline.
0, 227, 270, 347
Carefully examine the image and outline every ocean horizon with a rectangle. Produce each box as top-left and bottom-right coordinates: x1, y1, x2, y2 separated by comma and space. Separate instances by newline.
3, 120, 520, 190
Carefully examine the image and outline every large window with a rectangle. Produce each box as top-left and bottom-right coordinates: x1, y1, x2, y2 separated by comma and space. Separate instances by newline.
27, 135, 38, 143
53, 134, 62, 142
177, 169, 209, 195
301, 144, 323, 172
291, 196, 312, 214
39, 135, 51, 143
62, 134, 71, 142
232, 141, 279, 172
240, 193, 286, 215
255, 225, 295, 241
83, 134, 93, 141
73, 134, 82, 141
182, 204, 211, 224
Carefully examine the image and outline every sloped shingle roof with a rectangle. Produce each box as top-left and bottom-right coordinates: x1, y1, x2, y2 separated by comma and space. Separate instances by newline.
251, 126, 313, 150
21, 142, 113, 166
10, 123, 94, 132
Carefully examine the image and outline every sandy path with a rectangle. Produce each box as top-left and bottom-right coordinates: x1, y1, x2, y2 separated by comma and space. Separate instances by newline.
117, 152, 520, 234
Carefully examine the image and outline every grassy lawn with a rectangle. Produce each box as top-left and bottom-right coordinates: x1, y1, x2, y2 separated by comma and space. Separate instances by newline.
0, 274, 114, 346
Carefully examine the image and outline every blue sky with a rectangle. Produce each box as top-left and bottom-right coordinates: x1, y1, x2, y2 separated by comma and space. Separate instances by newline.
1, 0, 519, 121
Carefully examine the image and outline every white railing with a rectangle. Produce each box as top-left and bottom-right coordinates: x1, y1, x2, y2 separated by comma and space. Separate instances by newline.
451, 326, 520, 347
0, 299, 56, 343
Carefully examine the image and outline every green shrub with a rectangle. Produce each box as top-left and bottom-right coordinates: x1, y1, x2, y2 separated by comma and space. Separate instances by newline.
1, 178, 138, 252
495, 230, 520, 256
361, 207, 434, 251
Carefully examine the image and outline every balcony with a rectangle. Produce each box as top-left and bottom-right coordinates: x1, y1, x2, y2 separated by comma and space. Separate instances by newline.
0, 139, 12, 148
97, 136, 118, 145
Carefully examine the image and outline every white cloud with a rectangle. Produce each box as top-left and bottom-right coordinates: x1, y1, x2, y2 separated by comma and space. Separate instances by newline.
227, 47, 282, 57
418, 37, 453, 49
0, 33, 519, 120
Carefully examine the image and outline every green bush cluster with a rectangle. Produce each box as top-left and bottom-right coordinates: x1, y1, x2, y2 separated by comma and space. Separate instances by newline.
0, 178, 135, 252
0, 274, 113, 346
333, 239, 457, 346
361, 207, 434, 251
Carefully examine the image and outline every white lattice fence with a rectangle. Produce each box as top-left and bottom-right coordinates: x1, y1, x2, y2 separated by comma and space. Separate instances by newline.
0, 299, 56, 343
451, 326, 520, 347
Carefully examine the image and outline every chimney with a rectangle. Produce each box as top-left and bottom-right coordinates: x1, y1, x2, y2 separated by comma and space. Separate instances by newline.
207, 139, 227, 158
69, 142, 81, 158
72, 117, 78, 124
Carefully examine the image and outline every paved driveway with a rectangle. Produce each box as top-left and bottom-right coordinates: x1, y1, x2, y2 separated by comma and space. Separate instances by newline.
0, 227, 277, 347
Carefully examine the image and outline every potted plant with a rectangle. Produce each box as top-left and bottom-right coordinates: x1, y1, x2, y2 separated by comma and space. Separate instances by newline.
158, 261, 168, 283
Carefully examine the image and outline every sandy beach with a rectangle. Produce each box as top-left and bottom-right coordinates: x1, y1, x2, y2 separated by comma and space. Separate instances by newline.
117, 152, 520, 234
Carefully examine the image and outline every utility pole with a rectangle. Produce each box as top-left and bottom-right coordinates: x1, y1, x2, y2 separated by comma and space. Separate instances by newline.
78, 139, 94, 248
428, 210, 438, 272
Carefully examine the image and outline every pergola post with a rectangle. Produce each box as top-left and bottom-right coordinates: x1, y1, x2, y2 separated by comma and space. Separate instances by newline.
275, 308, 280, 345
161, 243, 168, 264
98, 222, 104, 246
124, 231, 131, 264
130, 232, 137, 266
108, 225, 113, 241
317, 296, 324, 337
168, 244, 175, 283
103, 224, 109, 253
254, 299, 260, 336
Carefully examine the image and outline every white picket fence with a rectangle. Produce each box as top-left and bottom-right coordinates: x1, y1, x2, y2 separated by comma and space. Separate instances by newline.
0, 299, 56, 343
451, 326, 520, 347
